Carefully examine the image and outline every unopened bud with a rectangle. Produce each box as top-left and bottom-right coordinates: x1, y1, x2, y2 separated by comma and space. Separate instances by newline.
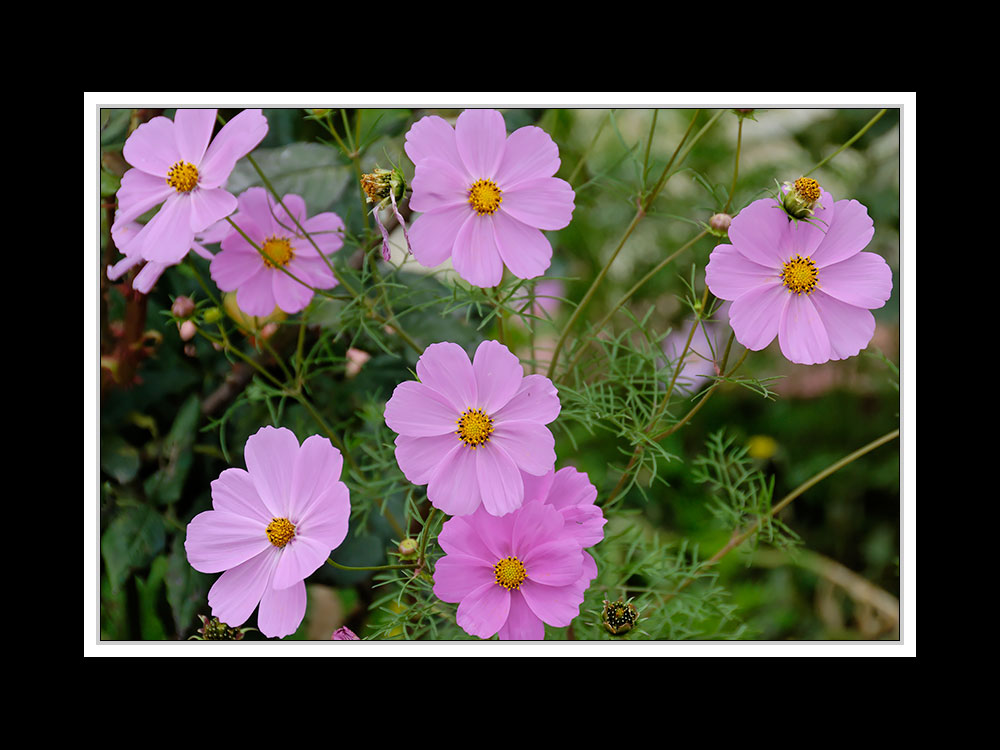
183, 343, 197, 357
259, 322, 279, 340
203, 306, 222, 324
332, 626, 360, 640
345, 348, 371, 378
398, 538, 419, 559
179, 320, 197, 341
709, 212, 732, 234
171, 295, 196, 318
601, 598, 639, 636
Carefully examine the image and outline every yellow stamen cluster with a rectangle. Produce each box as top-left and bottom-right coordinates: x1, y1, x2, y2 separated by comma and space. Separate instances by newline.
456, 407, 494, 449
468, 179, 503, 215
793, 177, 821, 203
780, 254, 819, 295
166, 160, 200, 192
494, 556, 527, 590
265, 517, 296, 548
261, 236, 295, 268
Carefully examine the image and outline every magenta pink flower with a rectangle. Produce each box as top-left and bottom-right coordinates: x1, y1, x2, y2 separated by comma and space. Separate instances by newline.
404, 109, 575, 287
384, 340, 560, 517
705, 192, 893, 365
185, 426, 351, 639
433, 467, 604, 640
112, 109, 268, 267
210, 187, 344, 316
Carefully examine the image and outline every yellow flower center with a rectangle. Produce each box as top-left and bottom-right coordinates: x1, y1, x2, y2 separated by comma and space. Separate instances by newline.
494, 556, 527, 590
265, 517, 296, 548
781, 254, 819, 295
261, 236, 295, 268
456, 408, 494, 449
793, 177, 821, 203
166, 160, 200, 193
468, 179, 503, 215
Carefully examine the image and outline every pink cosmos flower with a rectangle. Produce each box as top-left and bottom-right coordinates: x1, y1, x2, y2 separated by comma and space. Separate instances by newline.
209, 187, 344, 316
705, 191, 893, 365
433, 467, 604, 640
384, 340, 560, 517
404, 109, 575, 287
185, 426, 351, 639
107, 219, 229, 294
112, 108, 268, 267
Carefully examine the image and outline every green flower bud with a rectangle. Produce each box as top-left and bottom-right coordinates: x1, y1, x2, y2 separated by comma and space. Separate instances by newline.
398, 538, 419, 559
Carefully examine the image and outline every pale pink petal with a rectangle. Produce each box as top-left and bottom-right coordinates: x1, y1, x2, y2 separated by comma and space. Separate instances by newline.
299, 212, 345, 256
521, 539, 584, 587
189, 187, 237, 233
409, 205, 474, 268
519, 577, 584, 627
235, 267, 279, 316
784, 207, 829, 258
295, 482, 351, 549
498, 591, 546, 640
207, 546, 280, 628
778, 294, 832, 365
812, 199, 874, 267
385, 380, 463, 437
185, 510, 270, 574
476, 444, 524, 516
452, 215, 504, 287
728, 198, 789, 268
243, 426, 299, 517
426, 443, 483, 516
289, 256, 336, 289
815, 251, 892, 309
173, 109, 217, 165
520, 469, 555, 505
492, 374, 560, 424
106, 253, 142, 281
256, 578, 306, 638
510, 499, 562, 556
272, 193, 307, 232
409, 157, 470, 213
272, 271, 314, 314
436, 514, 497, 561
705, 243, 778, 301
499, 177, 574, 231
495, 125, 561, 190
199, 109, 268, 188
131, 194, 196, 264
472, 339, 524, 414
394, 433, 460, 485
132, 260, 167, 294
404, 115, 464, 172
272, 534, 332, 590
210, 245, 263, 291
122, 116, 179, 177
210, 467, 272, 524
728, 281, 787, 351
492, 211, 553, 280
456, 581, 510, 639
432, 554, 494, 602
288, 435, 343, 520
415, 342, 477, 412
490, 421, 555, 476
113, 169, 175, 228
455, 109, 507, 178
467, 510, 517, 559
546, 466, 598, 512
810, 292, 877, 361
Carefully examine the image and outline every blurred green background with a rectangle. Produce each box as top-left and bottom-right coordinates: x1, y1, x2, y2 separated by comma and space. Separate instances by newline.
98, 107, 900, 641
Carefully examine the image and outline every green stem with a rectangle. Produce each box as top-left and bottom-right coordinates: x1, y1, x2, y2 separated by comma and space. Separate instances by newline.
724, 116, 743, 214
805, 109, 887, 177
326, 558, 416, 572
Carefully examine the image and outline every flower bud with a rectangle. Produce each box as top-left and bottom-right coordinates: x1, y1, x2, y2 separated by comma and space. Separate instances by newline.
332, 626, 360, 640
345, 348, 371, 378
171, 295, 196, 318
781, 177, 823, 219
203, 306, 222, 324
709, 212, 732, 236
397, 537, 419, 559
601, 598, 639, 636
179, 320, 197, 341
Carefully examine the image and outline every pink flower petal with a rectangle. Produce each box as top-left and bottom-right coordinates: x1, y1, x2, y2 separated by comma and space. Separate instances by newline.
210, 467, 272, 524
106, 253, 142, 281
495, 125, 561, 190
816, 251, 892, 309
456, 581, 510, 639
210, 244, 263, 291
546, 466, 598, 512
131, 261, 167, 294
728, 281, 787, 351
243, 426, 299, 517
256, 578, 306, 638
187, 187, 237, 234
289, 256, 336, 289
511, 499, 562, 556
207, 546, 280, 628
498, 591, 545, 640
122, 116, 179, 177
518, 576, 584, 627
472, 339, 524, 414
404, 115, 463, 172
271, 270, 315, 314
235, 267, 278, 316
810, 292, 877, 361
476, 443, 524, 517
705, 243, 778, 301
499, 177, 574, 231
295, 482, 351, 549
426, 442, 483, 516
185, 509, 270, 574
436, 515, 498, 561
408, 204, 473, 269
409, 157, 470, 213
727, 198, 788, 268
273, 193, 307, 231
288, 434, 343, 520
131, 194, 196, 264
272, 534, 332, 590
455, 109, 507, 178
492, 374, 560, 424
812, 199, 874, 267
113, 169, 175, 228
521, 539, 584, 587
394, 433, 460, 486
490, 420, 555, 476
452, 214, 504, 287
173, 109, 217, 165
385, 380, 463, 438
300, 212, 345, 256
432, 554, 494, 603
520, 469, 555, 505
778, 293, 832, 365
492, 211, 553, 280
199, 109, 268, 189
415, 342, 477, 412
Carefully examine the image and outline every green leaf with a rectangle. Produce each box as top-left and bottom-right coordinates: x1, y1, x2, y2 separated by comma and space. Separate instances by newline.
165, 534, 209, 637
100, 433, 141, 484
101, 504, 166, 594
135, 555, 169, 640
144, 394, 200, 504
227, 143, 351, 214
